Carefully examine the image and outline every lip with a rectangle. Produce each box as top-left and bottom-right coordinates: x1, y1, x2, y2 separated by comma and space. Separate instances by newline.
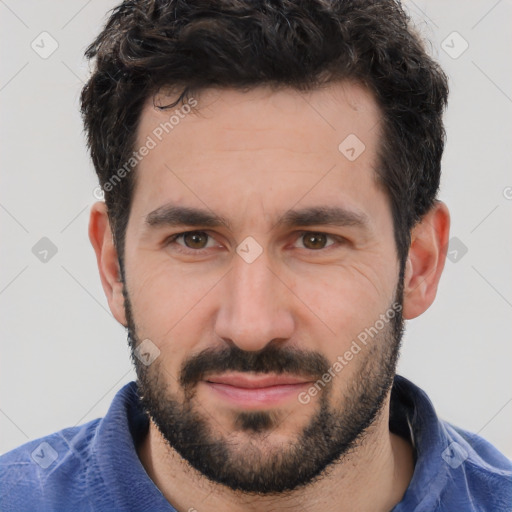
206, 373, 311, 388
202, 373, 313, 409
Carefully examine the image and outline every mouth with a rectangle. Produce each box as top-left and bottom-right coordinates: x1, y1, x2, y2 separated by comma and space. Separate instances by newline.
202, 373, 314, 409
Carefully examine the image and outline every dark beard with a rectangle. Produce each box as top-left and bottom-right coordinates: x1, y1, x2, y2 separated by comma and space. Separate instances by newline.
123, 280, 404, 494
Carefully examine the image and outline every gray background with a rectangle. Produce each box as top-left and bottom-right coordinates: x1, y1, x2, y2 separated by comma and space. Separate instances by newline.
1, 0, 511, 458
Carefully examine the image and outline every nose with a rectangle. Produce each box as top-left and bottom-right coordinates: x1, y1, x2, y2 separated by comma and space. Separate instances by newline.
214, 250, 295, 352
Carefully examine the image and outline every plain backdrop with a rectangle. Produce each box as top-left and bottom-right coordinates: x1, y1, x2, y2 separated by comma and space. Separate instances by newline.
1, 1, 511, 459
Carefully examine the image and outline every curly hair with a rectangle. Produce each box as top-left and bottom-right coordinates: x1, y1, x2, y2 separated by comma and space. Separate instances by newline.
80, 0, 449, 269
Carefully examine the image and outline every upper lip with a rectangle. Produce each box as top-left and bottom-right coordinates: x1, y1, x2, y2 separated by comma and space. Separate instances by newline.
205, 373, 312, 389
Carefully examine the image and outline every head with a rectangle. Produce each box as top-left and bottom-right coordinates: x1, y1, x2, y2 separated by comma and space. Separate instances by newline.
85, 0, 450, 495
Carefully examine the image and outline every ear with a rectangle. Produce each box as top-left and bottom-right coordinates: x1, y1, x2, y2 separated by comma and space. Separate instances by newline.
88, 201, 127, 326
402, 201, 450, 320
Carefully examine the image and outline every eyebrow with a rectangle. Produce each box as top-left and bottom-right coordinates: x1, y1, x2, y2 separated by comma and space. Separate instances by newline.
275, 206, 368, 230
146, 205, 233, 230
144, 204, 369, 231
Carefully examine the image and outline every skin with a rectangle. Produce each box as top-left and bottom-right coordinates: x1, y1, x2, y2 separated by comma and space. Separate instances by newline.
89, 82, 450, 512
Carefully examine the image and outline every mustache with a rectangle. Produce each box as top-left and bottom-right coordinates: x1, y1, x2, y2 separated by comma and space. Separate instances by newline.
179, 344, 331, 388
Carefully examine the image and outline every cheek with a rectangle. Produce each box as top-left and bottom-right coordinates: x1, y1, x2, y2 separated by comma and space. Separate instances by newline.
290, 262, 396, 346
125, 259, 218, 357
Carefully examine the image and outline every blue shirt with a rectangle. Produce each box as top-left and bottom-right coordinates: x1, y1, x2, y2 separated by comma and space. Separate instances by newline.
1, 375, 511, 511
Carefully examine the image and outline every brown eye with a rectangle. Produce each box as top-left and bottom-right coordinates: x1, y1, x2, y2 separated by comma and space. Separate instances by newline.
301, 232, 328, 250
182, 231, 210, 249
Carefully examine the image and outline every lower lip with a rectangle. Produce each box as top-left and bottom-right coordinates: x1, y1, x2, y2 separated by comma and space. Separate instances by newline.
203, 381, 311, 409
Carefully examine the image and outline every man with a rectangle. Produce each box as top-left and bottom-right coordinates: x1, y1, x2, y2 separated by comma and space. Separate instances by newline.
1, 0, 511, 510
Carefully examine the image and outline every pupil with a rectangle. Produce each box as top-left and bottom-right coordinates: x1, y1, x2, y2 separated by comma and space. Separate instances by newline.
186, 232, 207, 248
305, 233, 326, 249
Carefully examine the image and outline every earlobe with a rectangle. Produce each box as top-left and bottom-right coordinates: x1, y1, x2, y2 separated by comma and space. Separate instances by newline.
88, 202, 128, 326
402, 201, 450, 320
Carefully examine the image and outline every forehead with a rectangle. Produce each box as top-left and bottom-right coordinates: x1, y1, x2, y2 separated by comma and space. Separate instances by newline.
130, 82, 385, 229
140, 82, 380, 154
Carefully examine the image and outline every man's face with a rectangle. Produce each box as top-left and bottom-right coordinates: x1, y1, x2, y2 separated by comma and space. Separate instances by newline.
122, 82, 403, 492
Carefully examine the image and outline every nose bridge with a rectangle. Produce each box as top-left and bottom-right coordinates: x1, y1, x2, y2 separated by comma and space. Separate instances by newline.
232, 254, 274, 313
214, 250, 294, 351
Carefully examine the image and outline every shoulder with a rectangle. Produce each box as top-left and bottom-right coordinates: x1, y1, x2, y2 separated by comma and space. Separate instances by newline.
440, 420, 512, 509
0, 419, 103, 511
0, 382, 150, 512
391, 376, 512, 512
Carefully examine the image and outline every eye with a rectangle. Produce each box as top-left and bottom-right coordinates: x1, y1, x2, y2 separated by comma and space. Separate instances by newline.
294, 232, 338, 250
165, 230, 343, 254
166, 231, 218, 251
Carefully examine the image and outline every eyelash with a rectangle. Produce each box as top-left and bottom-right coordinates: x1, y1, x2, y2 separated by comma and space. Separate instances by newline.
164, 230, 346, 254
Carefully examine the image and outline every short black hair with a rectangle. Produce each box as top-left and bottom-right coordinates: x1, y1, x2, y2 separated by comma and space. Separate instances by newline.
81, 0, 449, 269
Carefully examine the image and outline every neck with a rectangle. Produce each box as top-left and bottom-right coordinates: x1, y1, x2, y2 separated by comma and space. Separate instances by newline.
137, 394, 414, 512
